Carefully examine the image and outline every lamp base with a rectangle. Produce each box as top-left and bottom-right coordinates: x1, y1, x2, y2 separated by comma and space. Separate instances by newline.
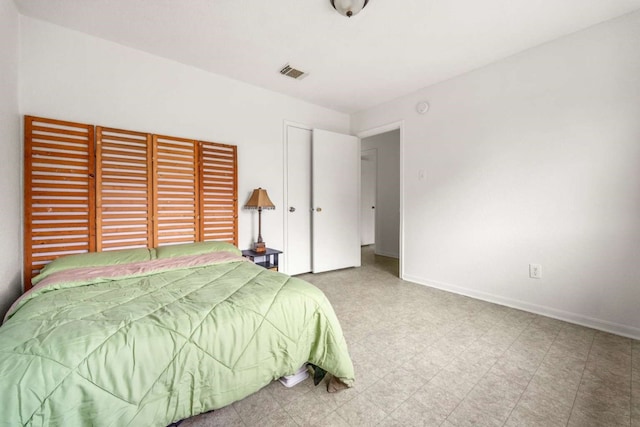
254, 242, 266, 253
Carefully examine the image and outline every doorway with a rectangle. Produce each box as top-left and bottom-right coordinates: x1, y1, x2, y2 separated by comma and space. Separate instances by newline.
359, 127, 402, 277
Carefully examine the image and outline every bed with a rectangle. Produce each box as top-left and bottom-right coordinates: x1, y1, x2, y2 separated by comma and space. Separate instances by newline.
0, 242, 355, 426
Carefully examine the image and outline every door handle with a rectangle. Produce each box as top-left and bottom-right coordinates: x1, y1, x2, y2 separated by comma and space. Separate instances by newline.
289, 207, 296, 212
316, 207, 322, 213
371, 206, 375, 209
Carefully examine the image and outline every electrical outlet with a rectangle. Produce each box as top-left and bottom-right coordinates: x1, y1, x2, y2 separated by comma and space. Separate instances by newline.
529, 264, 542, 279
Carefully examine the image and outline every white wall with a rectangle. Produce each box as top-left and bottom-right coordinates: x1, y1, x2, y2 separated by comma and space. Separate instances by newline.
352, 11, 640, 339
362, 130, 400, 258
0, 0, 23, 319
19, 17, 350, 263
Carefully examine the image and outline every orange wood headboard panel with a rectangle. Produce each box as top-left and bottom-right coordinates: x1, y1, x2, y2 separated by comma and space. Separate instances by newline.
96, 127, 154, 251
153, 134, 200, 246
24, 116, 238, 290
199, 140, 238, 243
24, 116, 96, 286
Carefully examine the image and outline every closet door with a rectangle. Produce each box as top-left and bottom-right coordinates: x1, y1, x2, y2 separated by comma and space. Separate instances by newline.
311, 129, 361, 273
285, 125, 312, 275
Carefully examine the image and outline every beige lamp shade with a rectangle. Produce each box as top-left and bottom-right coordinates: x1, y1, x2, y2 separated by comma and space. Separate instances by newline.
244, 188, 275, 210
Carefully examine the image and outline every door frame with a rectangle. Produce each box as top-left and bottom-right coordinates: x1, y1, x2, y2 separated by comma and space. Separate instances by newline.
282, 120, 312, 275
357, 121, 405, 279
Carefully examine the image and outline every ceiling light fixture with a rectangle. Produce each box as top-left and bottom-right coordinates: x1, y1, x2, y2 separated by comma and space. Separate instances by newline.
330, 0, 369, 18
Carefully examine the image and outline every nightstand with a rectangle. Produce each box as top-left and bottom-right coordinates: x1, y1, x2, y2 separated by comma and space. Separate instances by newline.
242, 248, 282, 271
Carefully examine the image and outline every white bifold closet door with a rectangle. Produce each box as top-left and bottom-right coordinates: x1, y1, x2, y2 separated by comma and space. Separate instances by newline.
311, 129, 361, 273
285, 125, 313, 276
285, 126, 360, 275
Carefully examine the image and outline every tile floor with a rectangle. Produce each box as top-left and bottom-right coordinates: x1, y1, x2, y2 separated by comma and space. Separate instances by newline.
182, 246, 640, 426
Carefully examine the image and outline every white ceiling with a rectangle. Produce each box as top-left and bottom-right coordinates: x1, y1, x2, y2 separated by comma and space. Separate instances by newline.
15, 0, 640, 113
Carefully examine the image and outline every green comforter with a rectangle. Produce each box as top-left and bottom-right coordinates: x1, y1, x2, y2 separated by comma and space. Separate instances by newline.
0, 253, 354, 426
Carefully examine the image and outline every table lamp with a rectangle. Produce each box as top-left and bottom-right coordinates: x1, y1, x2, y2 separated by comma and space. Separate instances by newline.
244, 188, 275, 253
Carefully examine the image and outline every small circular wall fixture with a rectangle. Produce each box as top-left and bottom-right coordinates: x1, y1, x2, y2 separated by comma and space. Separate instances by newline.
416, 101, 429, 114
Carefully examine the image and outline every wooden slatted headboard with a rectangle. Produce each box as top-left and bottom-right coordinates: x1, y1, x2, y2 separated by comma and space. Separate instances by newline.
24, 116, 238, 290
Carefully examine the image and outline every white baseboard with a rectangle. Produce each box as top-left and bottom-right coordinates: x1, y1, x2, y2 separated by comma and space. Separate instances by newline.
402, 274, 640, 341
374, 249, 399, 259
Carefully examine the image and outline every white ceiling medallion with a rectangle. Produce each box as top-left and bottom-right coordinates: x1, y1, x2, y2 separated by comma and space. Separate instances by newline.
416, 101, 430, 114
330, 0, 369, 18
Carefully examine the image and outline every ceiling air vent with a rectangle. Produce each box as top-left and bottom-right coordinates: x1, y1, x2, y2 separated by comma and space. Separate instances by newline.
279, 64, 308, 80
